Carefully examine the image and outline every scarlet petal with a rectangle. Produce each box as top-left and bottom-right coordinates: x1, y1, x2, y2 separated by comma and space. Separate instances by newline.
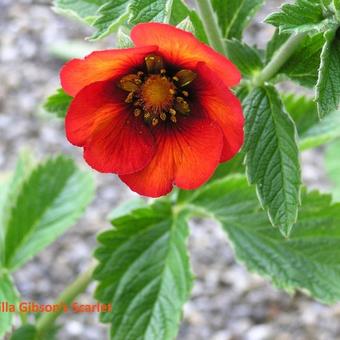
120, 117, 223, 197
131, 23, 241, 87
60, 45, 157, 96
65, 81, 155, 175
194, 62, 244, 162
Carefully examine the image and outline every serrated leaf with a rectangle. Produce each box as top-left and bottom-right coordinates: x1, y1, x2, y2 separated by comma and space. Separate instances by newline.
169, 0, 208, 43
116, 27, 134, 48
0, 273, 19, 338
129, 0, 172, 26
43, 89, 72, 119
316, 30, 340, 118
4, 156, 94, 270
53, 0, 107, 24
325, 140, 340, 202
225, 40, 263, 77
212, 0, 264, 39
189, 175, 340, 304
283, 93, 340, 149
265, 0, 328, 34
277, 32, 325, 87
10, 325, 37, 340
176, 16, 195, 34
243, 86, 301, 237
90, 0, 130, 41
265, 30, 290, 63
94, 201, 193, 340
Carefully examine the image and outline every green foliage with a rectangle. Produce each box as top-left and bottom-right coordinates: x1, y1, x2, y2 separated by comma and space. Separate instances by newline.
277, 32, 325, 88
225, 40, 263, 77
0, 273, 19, 338
90, 0, 130, 40
3, 156, 94, 270
188, 175, 340, 304
243, 86, 301, 237
53, 0, 106, 24
116, 26, 134, 48
325, 140, 340, 202
43, 89, 72, 119
212, 0, 265, 39
10, 325, 37, 340
94, 201, 193, 340
316, 29, 340, 117
265, 0, 329, 34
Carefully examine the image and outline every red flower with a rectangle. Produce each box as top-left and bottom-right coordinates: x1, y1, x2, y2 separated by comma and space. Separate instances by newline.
61, 23, 244, 197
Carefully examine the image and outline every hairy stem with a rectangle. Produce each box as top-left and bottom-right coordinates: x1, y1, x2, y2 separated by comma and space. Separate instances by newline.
253, 32, 307, 86
195, 0, 226, 54
35, 263, 96, 337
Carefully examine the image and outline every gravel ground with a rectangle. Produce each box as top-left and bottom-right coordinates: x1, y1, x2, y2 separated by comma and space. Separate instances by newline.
1, 0, 339, 339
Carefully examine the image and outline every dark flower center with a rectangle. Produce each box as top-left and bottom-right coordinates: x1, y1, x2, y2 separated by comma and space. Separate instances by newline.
118, 54, 197, 127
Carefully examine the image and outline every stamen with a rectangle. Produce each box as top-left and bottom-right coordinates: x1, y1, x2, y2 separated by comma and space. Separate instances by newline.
134, 99, 143, 106
137, 71, 144, 77
125, 92, 134, 103
170, 115, 177, 123
152, 118, 159, 126
119, 74, 141, 92
144, 112, 151, 119
175, 98, 190, 115
145, 54, 164, 74
160, 112, 167, 121
169, 89, 176, 95
174, 69, 197, 87
134, 108, 142, 117
172, 76, 179, 82
160, 68, 166, 75
182, 90, 189, 97
169, 108, 177, 116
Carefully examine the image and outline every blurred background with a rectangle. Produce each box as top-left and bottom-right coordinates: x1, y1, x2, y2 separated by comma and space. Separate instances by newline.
1, 0, 340, 339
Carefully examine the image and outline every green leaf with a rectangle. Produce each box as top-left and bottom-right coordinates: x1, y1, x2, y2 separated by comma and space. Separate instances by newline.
129, 0, 172, 26
4, 156, 94, 270
0, 273, 19, 338
265, 0, 329, 34
176, 16, 195, 34
316, 30, 340, 118
10, 325, 37, 340
53, 0, 107, 24
265, 30, 290, 63
169, 0, 208, 43
325, 140, 340, 202
116, 27, 134, 48
278, 32, 325, 87
94, 201, 193, 340
282, 93, 340, 150
189, 175, 340, 304
212, 0, 265, 39
225, 39, 263, 77
0, 152, 34, 265
90, 0, 130, 41
299, 110, 340, 149
43, 89, 72, 119
243, 86, 301, 237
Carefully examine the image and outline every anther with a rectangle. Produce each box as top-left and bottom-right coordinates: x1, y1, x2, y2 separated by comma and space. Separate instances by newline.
137, 71, 144, 77
134, 108, 142, 117
134, 79, 142, 85
134, 99, 143, 106
125, 92, 134, 103
182, 91, 189, 97
169, 89, 176, 95
176, 97, 184, 103
172, 76, 179, 82
152, 118, 159, 126
160, 112, 167, 121
170, 115, 177, 123
169, 108, 177, 116
174, 69, 197, 87
144, 112, 151, 119
160, 68, 166, 75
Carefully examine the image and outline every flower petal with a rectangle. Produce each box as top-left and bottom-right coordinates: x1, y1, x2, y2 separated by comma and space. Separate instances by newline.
194, 62, 244, 162
65, 81, 155, 175
131, 23, 241, 87
120, 117, 223, 197
61, 45, 158, 96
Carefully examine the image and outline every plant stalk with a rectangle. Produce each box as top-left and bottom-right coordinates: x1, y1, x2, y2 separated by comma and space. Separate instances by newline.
195, 0, 226, 54
35, 263, 96, 337
253, 32, 307, 86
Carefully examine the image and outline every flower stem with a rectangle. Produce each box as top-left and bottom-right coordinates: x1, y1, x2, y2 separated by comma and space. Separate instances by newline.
35, 263, 96, 337
253, 32, 307, 86
195, 0, 226, 54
